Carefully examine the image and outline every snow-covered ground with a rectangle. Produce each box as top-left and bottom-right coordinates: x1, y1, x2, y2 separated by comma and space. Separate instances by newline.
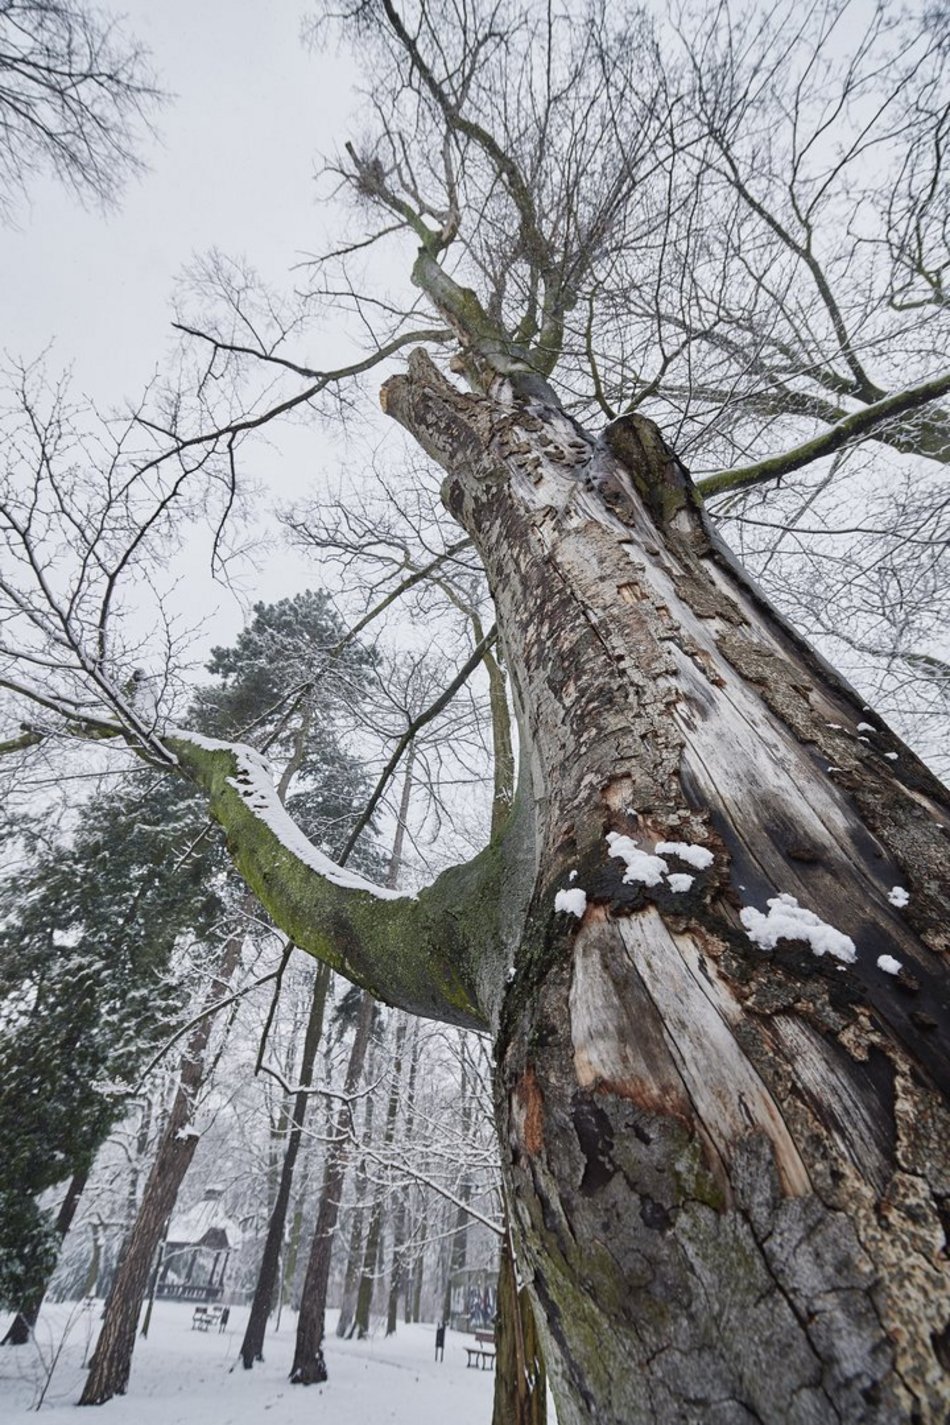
0, 1302, 495, 1422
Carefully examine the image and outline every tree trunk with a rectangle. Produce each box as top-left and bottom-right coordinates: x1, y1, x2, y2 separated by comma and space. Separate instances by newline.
441, 1049, 474, 1326
2, 1170, 88, 1346
493, 1221, 546, 1425
289, 989, 376, 1384
353, 1195, 383, 1338
79, 923, 246, 1406
387, 1021, 420, 1334
334, 1199, 365, 1339
381, 353, 950, 1424
239, 960, 330, 1368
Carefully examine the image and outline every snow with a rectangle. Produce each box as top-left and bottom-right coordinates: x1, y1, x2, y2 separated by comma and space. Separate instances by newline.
605, 833, 667, 886
857, 722, 874, 732
653, 841, 714, 871
887, 886, 910, 908
173, 731, 406, 902
877, 955, 902, 975
555, 887, 587, 918
0, 1302, 497, 1424
666, 873, 694, 893
739, 893, 857, 964
884, 752, 898, 760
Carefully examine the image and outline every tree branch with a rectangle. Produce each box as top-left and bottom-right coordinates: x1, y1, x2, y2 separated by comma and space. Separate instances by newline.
164, 731, 499, 1031
697, 369, 950, 497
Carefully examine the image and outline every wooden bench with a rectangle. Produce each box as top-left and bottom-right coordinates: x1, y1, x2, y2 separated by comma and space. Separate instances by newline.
464, 1329, 496, 1369
191, 1305, 225, 1332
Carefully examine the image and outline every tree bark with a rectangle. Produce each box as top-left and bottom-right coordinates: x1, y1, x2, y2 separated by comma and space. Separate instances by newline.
379, 350, 950, 1424
2, 1170, 87, 1346
289, 989, 376, 1384
239, 960, 330, 1368
493, 1220, 546, 1425
79, 923, 246, 1406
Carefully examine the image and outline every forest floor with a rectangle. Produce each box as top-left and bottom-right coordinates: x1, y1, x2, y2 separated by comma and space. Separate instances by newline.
0, 1301, 496, 1422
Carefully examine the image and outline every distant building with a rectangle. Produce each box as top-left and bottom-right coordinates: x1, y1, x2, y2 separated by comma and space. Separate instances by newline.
156, 1187, 243, 1302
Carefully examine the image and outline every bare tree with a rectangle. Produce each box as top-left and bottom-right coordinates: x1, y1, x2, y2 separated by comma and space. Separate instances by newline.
0, 0, 162, 214
3, 3, 950, 1422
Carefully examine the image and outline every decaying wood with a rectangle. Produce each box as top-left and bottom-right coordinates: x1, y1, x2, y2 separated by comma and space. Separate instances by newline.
382, 349, 950, 1424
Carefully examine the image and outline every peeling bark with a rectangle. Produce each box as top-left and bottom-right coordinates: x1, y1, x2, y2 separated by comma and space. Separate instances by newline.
380, 350, 950, 1424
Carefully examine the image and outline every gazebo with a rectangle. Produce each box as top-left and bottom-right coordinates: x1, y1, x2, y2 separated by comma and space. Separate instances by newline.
156, 1186, 243, 1302
447, 1264, 496, 1333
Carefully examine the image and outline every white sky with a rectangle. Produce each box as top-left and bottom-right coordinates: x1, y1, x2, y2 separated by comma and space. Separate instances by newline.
1, 2, 378, 651
3, 3, 360, 397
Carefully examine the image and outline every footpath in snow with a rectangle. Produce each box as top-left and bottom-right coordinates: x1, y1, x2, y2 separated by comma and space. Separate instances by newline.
0, 1301, 495, 1423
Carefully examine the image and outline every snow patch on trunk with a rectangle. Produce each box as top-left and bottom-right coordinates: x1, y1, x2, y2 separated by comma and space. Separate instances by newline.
739, 893, 857, 964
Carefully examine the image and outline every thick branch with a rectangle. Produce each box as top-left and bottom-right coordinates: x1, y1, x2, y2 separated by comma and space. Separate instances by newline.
166, 731, 498, 1031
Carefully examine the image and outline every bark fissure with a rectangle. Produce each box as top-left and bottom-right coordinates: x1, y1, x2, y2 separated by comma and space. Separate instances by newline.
380, 349, 950, 1423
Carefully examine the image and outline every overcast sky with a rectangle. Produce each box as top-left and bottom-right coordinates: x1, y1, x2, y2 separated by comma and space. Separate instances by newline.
3, 2, 361, 396
1, 4, 377, 651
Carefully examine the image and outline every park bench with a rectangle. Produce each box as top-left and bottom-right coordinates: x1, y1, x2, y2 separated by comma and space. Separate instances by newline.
464, 1329, 496, 1370
191, 1305, 226, 1332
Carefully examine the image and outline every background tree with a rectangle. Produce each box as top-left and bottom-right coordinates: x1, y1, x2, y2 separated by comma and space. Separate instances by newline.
0, 770, 222, 1332
0, 0, 162, 214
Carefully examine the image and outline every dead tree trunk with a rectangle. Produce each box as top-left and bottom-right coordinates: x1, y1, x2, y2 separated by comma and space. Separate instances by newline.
289, 989, 376, 1384
78, 923, 246, 1406
379, 352, 950, 1424
239, 960, 330, 1368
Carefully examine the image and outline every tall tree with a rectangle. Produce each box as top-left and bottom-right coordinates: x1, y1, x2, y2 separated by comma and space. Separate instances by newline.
238, 960, 331, 1368
0, 774, 221, 1326
2, 3, 950, 1421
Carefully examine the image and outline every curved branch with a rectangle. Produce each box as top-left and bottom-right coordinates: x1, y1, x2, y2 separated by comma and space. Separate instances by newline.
166, 731, 497, 1032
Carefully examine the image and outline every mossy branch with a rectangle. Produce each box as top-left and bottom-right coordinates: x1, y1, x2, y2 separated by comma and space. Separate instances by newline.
166, 732, 495, 1031
697, 369, 950, 496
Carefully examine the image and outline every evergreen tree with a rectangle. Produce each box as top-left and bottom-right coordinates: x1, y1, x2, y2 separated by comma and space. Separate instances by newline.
0, 590, 376, 1321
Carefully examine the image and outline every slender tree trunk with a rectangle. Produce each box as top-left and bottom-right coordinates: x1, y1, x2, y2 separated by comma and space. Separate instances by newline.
387, 1022, 420, 1334
239, 960, 330, 1368
492, 1217, 546, 1425
382, 353, 950, 1423
2, 1170, 88, 1345
335, 1087, 375, 1339
289, 989, 376, 1384
352, 1012, 407, 1338
78, 922, 246, 1406
352, 1196, 383, 1338
334, 1199, 366, 1339
409, 1231, 424, 1324
282, 1189, 306, 1312
441, 1051, 473, 1327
